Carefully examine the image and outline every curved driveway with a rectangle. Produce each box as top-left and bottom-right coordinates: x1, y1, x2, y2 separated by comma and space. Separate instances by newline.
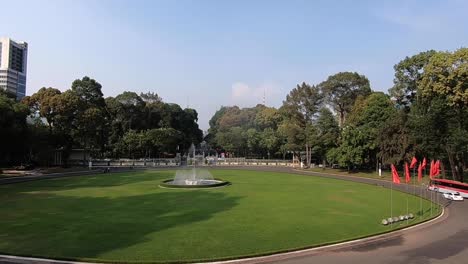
213, 167, 467, 264
0, 166, 467, 264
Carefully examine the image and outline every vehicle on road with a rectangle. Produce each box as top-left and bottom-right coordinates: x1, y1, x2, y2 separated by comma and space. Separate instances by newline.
443, 192, 464, 201
429, 178, 468, 198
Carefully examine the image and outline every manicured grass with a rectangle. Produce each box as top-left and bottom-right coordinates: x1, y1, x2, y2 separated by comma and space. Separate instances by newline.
0, 169, 439, 263
306, 167, 434, 185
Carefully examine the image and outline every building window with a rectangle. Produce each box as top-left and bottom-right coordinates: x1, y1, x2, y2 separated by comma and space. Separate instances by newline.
9, 44, 24, 73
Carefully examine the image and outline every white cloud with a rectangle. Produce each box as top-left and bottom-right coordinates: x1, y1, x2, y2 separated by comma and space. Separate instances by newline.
230, 82, 283, 107
231, 82, 251, 98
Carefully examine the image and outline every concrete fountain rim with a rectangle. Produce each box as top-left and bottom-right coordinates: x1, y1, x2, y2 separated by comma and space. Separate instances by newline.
159, 178, 230, 189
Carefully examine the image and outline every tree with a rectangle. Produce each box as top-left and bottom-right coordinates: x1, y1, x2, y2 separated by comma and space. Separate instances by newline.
377, 111, 412, 165
71, 76, 106, 108
319, 72, 371, 126
255, 106, 282, 130
277, 121, 304, 160
207, 105, 267, 155
0, 91, 29, 165
330, 92, 397, 170
178, 108, 203, 148
260, 128, 279, 159
145, 128, 182, 157
326, 126, 366, 171
118, 130, 145, 158
419, 48, 468, 107
22, 87, 61, 132
282, 82, 323, 123
389, 50, 437, 108
314, 108, 340, 165
215, 127, 246, 156
281, 82, 323, 165
410, 48, 468, 181
140, 92, 162, 104
115, 91, 145, 130
69, 77, 108, 157
245, 128, 261, 156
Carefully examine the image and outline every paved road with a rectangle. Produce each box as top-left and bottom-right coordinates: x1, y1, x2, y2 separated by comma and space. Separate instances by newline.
0, 166, 466, 264
215, 167, 467, 264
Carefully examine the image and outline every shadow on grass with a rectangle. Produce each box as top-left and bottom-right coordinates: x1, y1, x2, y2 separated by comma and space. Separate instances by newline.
0, 178, 240, 259
5, 170, 176, 190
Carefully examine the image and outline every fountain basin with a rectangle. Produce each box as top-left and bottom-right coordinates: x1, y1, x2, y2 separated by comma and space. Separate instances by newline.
160, 168, 230, 188
160, 178, 229, 188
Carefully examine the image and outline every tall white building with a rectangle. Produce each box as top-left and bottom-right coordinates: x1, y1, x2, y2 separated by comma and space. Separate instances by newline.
0, 37, 28, 99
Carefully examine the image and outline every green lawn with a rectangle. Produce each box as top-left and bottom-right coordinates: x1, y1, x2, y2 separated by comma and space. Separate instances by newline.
0, 169, 439, 263
305, 167, 436, 186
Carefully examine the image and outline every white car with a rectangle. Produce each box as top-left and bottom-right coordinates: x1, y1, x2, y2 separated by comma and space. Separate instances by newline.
443, 192, 464, 201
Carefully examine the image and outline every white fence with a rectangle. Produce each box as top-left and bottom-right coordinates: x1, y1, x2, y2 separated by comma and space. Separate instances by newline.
205, 158, 297, 167
79, 158, 296, 168
88, 158, 180, 167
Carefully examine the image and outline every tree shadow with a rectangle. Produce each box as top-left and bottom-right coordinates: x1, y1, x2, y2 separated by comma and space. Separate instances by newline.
0, 184, 240, 260
11, 170, 176, 190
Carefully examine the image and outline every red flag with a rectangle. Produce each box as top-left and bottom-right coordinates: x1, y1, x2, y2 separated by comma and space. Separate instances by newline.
429, 160, 435, 179
434, 160, 441, 177
421, 157, 427, 169
391, 164, 401, 184
410, 157, 418, 169
417, 162, 423, 182
405, 162, 411, 183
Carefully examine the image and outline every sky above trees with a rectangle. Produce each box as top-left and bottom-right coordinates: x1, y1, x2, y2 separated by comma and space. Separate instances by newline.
2, 0, 467, 129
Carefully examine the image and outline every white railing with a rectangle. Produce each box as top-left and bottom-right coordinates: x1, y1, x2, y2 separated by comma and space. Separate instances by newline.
73, 158, 297, 168
85, 158, 180, 167
206, 158, 297, 167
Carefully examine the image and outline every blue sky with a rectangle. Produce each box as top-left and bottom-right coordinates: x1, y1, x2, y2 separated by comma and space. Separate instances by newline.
2, 0, 467, 130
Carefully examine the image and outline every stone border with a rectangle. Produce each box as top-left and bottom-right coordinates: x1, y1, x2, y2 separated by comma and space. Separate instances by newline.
159, 178, 230, 189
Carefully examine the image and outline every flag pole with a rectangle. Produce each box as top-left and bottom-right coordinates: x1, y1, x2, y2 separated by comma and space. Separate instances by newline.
413, 167, 416, 223
420, 166, 424, 219
391, 177, 393, 228
406, 180, 409, 225
405, 165, 408, 225
430, 161, 433, 217
430, 184, 433, 217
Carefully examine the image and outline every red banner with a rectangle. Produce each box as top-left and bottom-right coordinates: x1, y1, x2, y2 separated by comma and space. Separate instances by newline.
405, 162, 411, 183
429, 160, 435, 179
410, 157, 418, 169
391, 164, 401, 184
434, 160, 441, 177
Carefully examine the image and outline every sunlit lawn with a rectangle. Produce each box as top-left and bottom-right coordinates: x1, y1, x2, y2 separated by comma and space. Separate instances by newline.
306, 167, 435, 185
0, 169, 438, 263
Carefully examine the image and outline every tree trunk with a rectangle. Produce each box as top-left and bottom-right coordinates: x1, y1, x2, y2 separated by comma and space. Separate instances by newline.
445, 146, 459, 181
309, 146, 312, 167
339, 109, 345, 127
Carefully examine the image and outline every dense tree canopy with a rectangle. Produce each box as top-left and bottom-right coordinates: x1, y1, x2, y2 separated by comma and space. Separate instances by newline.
0, 77, 203, 166
2, 47, 467, 180
205, 47, 467, 178
389, 50, 437, 108
319, 72, 371, 126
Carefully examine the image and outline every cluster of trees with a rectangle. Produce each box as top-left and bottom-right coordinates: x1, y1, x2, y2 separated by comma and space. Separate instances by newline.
1, 47, 466, 181
207, 48, 467, 181
0, 77, 202, 166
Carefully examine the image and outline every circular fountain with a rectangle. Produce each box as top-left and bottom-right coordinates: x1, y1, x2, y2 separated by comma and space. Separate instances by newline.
160, 168, 229, 188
